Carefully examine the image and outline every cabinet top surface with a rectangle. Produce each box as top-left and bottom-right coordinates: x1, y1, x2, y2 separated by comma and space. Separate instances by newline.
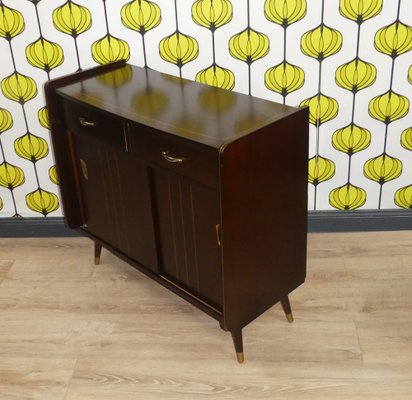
57, 64, 303, 148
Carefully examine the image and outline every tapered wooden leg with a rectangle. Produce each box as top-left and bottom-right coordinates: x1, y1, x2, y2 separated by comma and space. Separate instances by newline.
94, 242, 102, 265
231, 330, 244, 363
280, 295, 294, 323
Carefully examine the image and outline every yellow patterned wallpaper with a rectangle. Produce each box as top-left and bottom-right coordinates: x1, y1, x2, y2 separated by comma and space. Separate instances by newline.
0, 0, 411, 217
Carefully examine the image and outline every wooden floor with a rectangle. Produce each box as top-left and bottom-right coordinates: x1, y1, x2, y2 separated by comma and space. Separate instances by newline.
0, 231, 411, 399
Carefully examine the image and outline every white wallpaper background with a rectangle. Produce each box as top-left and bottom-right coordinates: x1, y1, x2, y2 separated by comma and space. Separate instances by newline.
0, 0, 411, 218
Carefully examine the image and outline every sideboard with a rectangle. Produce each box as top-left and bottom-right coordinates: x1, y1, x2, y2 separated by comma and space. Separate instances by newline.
45, 60, 309, 363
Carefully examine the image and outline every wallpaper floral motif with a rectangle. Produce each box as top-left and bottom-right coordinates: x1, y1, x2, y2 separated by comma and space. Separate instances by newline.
0, 0, 411, 217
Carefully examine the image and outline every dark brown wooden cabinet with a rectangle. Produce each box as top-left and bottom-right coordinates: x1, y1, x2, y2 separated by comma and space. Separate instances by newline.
45, 61, 309, 363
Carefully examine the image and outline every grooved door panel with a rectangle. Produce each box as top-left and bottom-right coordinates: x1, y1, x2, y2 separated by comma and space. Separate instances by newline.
73, 134, 158, 273
152, 168, 222, 309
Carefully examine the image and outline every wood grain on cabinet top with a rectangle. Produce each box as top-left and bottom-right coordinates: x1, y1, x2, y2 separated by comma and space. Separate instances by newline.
56, 64, 303, 148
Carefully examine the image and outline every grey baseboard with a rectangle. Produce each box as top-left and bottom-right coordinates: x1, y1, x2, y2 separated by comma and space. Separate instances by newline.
0, 217, 80, 238
308, 210, 412, 232
0, 210, 411, 237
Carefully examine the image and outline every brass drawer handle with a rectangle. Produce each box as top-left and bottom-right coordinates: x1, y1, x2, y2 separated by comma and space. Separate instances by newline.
79, 117, 97, 127
161, 151, 185, 163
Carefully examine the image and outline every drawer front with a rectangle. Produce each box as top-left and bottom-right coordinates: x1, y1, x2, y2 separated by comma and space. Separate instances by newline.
128, 124, 219, 188
62, 98, 126, 150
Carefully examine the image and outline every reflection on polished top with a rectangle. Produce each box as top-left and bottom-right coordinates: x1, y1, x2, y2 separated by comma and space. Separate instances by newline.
57, 64, 302, 148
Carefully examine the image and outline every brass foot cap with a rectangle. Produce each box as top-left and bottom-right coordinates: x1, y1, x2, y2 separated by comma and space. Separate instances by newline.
236, 352, 244, 363
286, 313, 294, 323
94, 256, 100, 265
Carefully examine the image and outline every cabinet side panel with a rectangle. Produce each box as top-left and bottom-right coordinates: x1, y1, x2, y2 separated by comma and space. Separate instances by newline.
44, 61, 126, 228
46, 97, 83, 227
221, 109, 309, 330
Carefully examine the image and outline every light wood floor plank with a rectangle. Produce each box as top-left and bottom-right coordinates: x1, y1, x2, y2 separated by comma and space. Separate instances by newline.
0, 260, 14, 283
0, 232, 411, 399
66, 359, 412, 400
0, 357, 76, 400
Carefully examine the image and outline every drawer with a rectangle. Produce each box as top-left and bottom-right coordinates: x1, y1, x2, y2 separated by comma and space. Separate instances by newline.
62, 98, 126, 150
128, 124, 219, 188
